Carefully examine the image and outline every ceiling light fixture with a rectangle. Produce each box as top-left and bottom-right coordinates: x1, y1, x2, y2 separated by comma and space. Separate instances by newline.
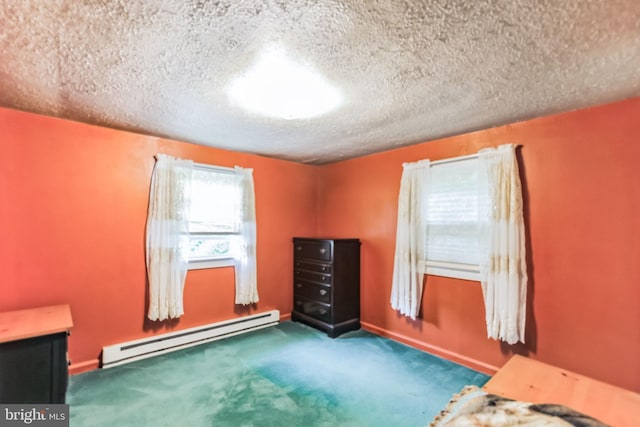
226, 44, 343, 120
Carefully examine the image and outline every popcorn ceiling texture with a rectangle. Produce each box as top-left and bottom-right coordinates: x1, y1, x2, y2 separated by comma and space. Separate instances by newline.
1, 0, 639, 164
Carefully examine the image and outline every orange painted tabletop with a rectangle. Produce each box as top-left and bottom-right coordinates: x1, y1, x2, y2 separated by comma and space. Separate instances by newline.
483, 354, 640, 427
0, 304, 73, 344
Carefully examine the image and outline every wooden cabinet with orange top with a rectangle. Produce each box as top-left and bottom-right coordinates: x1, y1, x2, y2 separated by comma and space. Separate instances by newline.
0, 305, 73, 403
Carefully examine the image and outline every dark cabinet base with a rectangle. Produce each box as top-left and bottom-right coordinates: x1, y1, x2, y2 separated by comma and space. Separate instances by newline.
292, 311, 360, 338
0, 332, 68, 404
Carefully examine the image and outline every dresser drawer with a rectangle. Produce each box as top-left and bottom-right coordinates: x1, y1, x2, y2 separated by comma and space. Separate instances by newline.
294, 297, 331, 323
295, 269, 331, 284
294, 280, 331, 303
294, 260, 332, 274
294, 240, 332, 261
294, 296, 332, 323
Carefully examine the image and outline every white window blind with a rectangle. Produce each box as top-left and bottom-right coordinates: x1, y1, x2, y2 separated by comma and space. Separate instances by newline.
425, 157, 481, 280
188, 166, 242, 267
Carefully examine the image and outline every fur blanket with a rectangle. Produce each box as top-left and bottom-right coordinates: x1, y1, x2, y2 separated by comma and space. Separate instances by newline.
429, 386, 609, 427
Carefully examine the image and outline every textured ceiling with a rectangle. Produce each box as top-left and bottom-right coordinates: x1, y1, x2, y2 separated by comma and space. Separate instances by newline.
1, 1, 639, 164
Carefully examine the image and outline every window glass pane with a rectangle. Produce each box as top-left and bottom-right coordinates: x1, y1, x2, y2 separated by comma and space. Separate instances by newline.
426, 158, 479, 265
189, 236, 236, 260
189, 169, 241, 233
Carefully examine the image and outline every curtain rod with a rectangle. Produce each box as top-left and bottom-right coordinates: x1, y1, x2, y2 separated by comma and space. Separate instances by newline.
409, 144, 522, 168
403, 153, 477, 170
193, 162, 236, 174
431, 152, 478, 166
155, 154, 237, 174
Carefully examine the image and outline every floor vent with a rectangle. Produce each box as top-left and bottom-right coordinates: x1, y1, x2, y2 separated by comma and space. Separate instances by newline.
102, 310, 279, 368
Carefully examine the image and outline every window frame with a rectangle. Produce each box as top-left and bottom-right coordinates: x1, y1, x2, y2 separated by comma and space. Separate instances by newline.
186, 163, 240, 270
423, 154, 482, 282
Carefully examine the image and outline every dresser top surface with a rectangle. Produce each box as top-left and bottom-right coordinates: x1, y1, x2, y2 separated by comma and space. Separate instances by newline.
0, 304, 73, 343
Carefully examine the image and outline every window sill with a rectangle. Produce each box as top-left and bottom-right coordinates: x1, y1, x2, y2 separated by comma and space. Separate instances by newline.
188, 258, 235, 270
425, 261, 480, 282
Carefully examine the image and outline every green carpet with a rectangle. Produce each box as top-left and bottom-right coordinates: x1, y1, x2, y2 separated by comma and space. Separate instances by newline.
68, 321, 488, 426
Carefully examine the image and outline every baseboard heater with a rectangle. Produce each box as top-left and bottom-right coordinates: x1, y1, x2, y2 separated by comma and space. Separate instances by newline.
102, 310, 279, 369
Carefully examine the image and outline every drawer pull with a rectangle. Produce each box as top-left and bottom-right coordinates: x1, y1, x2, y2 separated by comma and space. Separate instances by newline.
296, 283, 302, 288
319, 309, 327, 315
296, 271, 299, 275
296, 301, 302, 306
321, 276, 326, 281
296, 262, 300, 267
319, 289, 327, 296
296, 246, 302, 251
319, 248, 327, 254
321, 266, 326, 271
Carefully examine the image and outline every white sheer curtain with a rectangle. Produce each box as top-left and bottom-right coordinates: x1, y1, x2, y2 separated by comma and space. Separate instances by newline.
233, 166, 259, 305
478, 144, 528, 344
146, 154, 193, 321
390, 160, 430, 319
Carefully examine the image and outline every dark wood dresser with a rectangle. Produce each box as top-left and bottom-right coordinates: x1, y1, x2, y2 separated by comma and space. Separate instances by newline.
0, 305, 73, 403
292, 238, 360, 338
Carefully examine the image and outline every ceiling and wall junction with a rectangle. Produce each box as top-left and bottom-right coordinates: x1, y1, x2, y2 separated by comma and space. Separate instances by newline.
1, 1, 639, 164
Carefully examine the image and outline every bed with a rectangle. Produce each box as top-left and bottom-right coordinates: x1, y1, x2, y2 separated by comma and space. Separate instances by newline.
430, 355, 640, 426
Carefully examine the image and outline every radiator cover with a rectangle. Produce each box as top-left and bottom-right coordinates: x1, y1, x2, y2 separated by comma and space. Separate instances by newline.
102, 310, 279, 368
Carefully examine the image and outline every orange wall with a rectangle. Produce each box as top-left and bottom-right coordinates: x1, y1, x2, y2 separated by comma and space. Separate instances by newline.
2, 98, 639, 392
317, 97, 640, 392
0, 108, 318, 372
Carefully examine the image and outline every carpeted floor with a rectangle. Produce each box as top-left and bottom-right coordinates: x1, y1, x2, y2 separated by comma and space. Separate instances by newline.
68, 321, 489, 426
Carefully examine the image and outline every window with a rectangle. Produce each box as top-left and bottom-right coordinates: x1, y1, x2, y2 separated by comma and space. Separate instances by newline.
187, 165, 242, 269
391, 144, 527, 334
424, 157, 482, 281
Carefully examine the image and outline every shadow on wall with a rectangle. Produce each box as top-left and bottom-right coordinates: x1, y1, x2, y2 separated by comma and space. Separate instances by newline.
397, 311, 425, 333
234, 303, 260, 316
421, 276, 440, 328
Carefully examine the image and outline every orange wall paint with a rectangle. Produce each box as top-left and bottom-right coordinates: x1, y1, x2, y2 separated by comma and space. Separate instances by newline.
0, 108, 318, 371
1, 98, 639, 392
317, 97, 640, 392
